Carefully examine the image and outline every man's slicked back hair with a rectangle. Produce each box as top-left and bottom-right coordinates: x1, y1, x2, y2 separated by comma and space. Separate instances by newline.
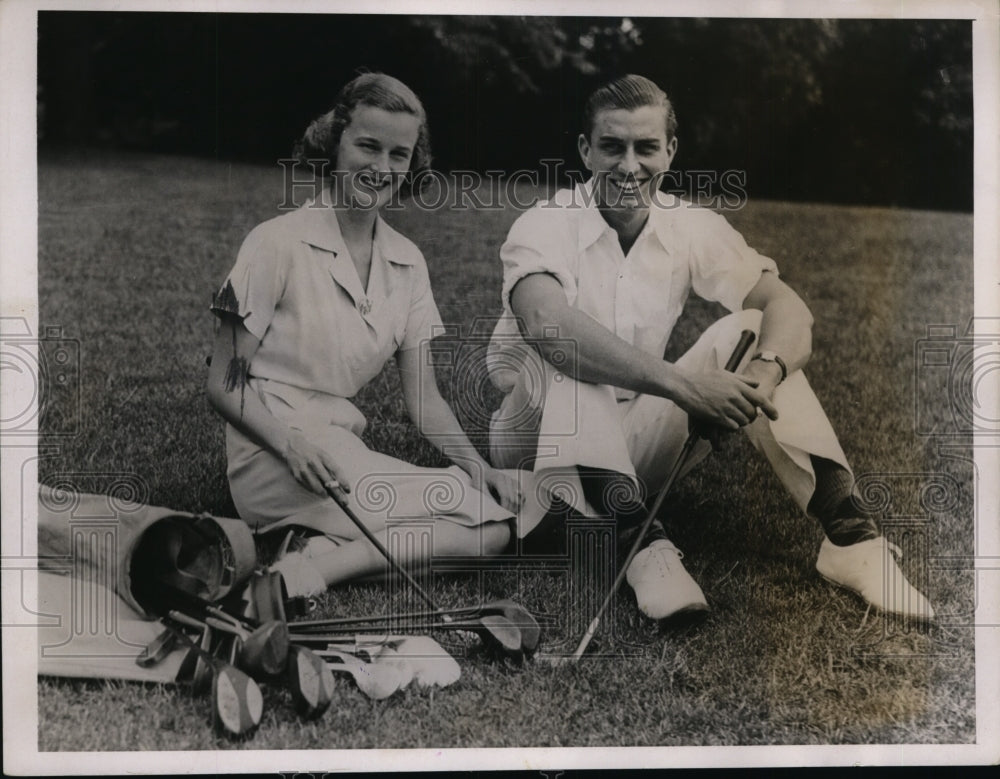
583, 74, 678, 141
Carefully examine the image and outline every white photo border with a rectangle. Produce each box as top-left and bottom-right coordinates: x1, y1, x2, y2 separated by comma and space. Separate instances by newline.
2, 0, 998, 772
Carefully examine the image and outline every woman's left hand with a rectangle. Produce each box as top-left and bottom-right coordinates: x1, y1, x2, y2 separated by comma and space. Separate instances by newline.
475, 467, 524, 515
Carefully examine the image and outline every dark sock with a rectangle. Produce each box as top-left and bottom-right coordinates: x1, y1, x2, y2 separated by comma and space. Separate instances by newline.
578, 466, 668, 567
578, 467, 645, 526
807, 456, 880, 546
518, 468, 671, 559
516, 497, 575, 556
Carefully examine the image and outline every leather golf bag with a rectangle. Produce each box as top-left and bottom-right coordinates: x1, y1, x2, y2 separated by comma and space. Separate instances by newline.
35, 484, 257, 682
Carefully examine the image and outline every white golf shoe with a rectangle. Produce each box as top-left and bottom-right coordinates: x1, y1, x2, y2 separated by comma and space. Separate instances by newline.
815, 536, 935, 620
626, 539, 709, 621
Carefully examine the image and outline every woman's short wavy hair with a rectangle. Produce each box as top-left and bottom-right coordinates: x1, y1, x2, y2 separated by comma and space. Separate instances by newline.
294, 72, 433, 200
583, 74, 678, 142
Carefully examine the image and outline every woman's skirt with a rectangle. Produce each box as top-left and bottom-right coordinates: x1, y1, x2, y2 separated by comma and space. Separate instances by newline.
225, 380, 512, 540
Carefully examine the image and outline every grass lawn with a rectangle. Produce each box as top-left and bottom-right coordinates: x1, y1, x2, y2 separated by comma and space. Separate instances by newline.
35, 150, 975, 750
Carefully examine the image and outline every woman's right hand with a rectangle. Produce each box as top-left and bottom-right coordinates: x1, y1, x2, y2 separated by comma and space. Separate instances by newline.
282, 428, 351, 504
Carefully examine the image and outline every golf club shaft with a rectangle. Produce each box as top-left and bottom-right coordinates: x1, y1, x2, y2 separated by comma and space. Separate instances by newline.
289, 620, 492, 642
155, 579, 257, 628
323, 483, 447, 618
164, 622, 224, 670
570, 329, 756, 661
168, 609, 208, 632
290, 602, 516, 630
205, 615, 247, 638
206, 604, 250, 630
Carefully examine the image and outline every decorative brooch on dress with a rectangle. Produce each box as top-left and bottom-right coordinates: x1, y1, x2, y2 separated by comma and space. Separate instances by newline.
359, 298, 373, 317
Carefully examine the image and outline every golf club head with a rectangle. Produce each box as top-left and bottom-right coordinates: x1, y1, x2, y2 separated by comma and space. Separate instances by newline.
136, 628, 178, 669
238, 620, 290, 678
286, 645, 336, 720
488, 600, 541, 655
211, 663, 264, 739
475, 614, 523, 660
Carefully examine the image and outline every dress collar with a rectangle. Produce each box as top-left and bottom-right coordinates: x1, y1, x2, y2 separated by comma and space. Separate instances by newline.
296, 195, 416, 266
294, 197, 415, 324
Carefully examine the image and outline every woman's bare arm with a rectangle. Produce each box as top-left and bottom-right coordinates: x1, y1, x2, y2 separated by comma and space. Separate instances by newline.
206, 317, 350, 500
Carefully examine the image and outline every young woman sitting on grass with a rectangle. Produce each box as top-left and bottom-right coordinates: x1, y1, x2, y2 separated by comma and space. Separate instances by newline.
207, 73, 521, 596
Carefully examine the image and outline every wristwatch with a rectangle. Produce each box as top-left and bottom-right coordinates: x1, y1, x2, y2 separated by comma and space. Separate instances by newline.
751, 350, 788, 383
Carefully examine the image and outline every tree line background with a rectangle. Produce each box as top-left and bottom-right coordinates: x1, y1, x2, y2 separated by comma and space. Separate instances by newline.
38, 12, 972, 211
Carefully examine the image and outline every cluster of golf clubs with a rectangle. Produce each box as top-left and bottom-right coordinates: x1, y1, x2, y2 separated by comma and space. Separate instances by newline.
137, 587, 335, 739
288, 597, 542, 661
138, 578, 539, 738
138, 577, 498, 738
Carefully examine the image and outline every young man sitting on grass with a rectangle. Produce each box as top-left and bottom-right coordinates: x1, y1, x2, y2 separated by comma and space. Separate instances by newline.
486, 74, 934, 623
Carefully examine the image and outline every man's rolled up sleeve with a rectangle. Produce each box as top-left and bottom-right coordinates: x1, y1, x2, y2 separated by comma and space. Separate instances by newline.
688, 208, 779, 312
500, 207, 578, 313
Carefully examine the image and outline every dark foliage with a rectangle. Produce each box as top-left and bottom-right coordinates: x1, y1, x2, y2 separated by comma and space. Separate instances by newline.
37, 13, 971, 210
